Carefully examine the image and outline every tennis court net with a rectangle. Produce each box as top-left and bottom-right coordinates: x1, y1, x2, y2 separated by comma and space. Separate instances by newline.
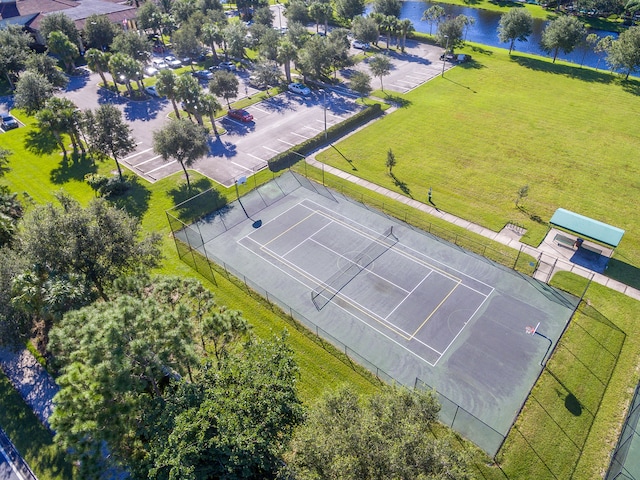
311, 226, 398, 310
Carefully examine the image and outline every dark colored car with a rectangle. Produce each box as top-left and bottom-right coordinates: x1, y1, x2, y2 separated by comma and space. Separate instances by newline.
0, 113, 18, 131
227, 109, 253, 122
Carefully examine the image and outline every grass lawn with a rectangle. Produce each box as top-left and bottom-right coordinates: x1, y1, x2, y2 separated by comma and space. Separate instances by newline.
317, 45, 640, 288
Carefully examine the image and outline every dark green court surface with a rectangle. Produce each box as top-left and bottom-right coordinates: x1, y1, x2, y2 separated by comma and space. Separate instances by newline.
174, 172, 579, 455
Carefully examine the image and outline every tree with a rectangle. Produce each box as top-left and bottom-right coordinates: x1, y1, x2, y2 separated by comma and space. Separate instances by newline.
35, 97, 84, 158
283, 386, 473, 480
0, 25, 32, 89
379, 14, 398, 49
24, 53, 68, 89
201, 93, 222, 136
352, 15, 379, 46
137, 1, 164, 38
595, 34, 614, 70
153, 119, 210, 190
83, 104, 136, 181
422, 5, 445, 35
13, 71, 55, 115
201, 23, 223, 63
309, 1, 333, 34
498, 9, 534, 55
172, 25, 202, 70
540, 15, 586, 63
386, 147, 397, 175
108, 52, 138, 95
48, 286, 199, 475
112, 31, 151, 64
83, 14, 117, 51
606, 26, 640, 79
253, 5, 275, 26
277, 40, 298, 83
516, 184, 529, 207
336, 0, 366, 21
208, 69, 239, 107
327, 29, 352, 78
16, 194, 161, 304
156, 69, 182, 118
177, 74, 205, 124
369, 54, 392, 90
398, 18, 414, 52
437, 15, 466, 54
142, 333, 303, 480
297, 35, 330, 80
253, 59, 283, 88
85, 48, 113, 89
374, 0, 401, 17
0, 249, 30, 346
172, 0, 197, 23
46, 31, 79, 73
223, 22, 248, 59
0, 148, 23, 249
286, 0, 311, 25
40, 12, 80, 47
258, 28, 281, 61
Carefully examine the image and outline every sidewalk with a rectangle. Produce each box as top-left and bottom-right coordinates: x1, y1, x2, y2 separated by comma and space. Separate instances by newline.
305, 156, 640, 302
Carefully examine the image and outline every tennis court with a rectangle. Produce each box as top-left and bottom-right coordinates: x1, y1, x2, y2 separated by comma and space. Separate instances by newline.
176, 172, 579, 455
240, 199, 493, 366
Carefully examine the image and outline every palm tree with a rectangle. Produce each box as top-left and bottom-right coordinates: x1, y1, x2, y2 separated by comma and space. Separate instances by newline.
155, 69, 181, 118
36, 107, 68, 157
177, 74, 204, 124
277, 40, 298, 83
47, 97, 84, 154
380, 15, 397, 50
201, 23, 222, 63
398, 19, 414, 52
85, 49, 113, 89
201, 93, 221, 136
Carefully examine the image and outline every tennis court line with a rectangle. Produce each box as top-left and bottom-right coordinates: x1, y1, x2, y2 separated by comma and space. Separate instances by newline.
410, 282, 462, 340
383, 270, 436, 320
242, 205, 466, 349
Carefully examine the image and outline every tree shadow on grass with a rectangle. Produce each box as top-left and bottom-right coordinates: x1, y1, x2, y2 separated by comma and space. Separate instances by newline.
24, 129, 59, 157
390, 173, 412, 198
167, 177, 224, 224
108, 175, 151, 220
380, 92, 411, 108
50, 152, 97, 184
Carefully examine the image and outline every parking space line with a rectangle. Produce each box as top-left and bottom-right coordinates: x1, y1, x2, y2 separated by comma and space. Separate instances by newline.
278, 139, 295, 146
263, 146, 279, 153
134, 155, 163, 167
123, 147, 152, 160
247, 153, 265, 161
251, 106, 270, 113
292, 132, 310, 139
146, 160, 177, 174
230, 161, 253, 172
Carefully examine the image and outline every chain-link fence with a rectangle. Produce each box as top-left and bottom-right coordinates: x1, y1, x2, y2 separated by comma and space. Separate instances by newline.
606, 381, 640, 480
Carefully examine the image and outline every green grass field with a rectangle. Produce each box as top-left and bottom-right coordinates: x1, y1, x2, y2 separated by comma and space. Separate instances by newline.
318, 45, 640, 288
2, 42, 640, 479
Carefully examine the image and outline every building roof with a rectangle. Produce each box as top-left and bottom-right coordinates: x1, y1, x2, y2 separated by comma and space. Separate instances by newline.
549, 208, 625, 248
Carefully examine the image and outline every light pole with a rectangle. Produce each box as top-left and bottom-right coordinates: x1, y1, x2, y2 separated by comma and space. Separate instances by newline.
323, 89, 327, 140
277, 0, 282, 30
441, 35, 449, 77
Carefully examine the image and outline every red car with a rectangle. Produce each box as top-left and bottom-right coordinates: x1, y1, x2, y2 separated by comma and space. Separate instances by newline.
227, 109, 253, 122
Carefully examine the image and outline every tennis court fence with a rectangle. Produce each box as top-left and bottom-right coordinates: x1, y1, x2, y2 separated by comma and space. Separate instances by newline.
606, 381, 640, 480
169, 228, 507, 456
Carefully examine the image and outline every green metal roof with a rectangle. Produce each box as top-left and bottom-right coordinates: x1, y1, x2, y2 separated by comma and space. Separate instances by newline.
549, 208, 625, 248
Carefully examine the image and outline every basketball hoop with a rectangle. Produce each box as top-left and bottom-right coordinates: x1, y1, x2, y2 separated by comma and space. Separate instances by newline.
525, 322, 540, 336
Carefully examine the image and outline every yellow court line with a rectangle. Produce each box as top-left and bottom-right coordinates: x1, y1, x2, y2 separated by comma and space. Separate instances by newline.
409, 281, 461, 340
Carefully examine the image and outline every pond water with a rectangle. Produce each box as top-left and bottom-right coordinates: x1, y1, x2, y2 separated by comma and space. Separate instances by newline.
366, 1, 619, 72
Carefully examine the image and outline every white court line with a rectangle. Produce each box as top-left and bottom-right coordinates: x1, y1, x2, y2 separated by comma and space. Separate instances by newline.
134, 154, 162, 167
146, 160, 177, 174
383, 271, 434, 321
123, 146, 151, 160
0, 444, 25, 480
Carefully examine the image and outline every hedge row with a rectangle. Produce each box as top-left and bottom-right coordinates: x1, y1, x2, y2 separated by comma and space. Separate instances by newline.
268, 103, 383, 172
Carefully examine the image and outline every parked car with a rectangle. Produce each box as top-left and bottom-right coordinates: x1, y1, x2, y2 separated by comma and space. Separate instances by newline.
0, 113, 18, 131
288, 82, 311, 96
144, 65, 159, 77
352, 40, 370, 50
164, 55, 182, 68
152, 58, 169, 70
193, 69, 214, 81
227, 109, 254, 122
248, 75, 266, 88
218, 61, 237, 71
145, 85, 161, 97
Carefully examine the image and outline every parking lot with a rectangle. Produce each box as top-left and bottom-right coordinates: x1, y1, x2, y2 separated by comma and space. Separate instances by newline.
52, 37, 449, 187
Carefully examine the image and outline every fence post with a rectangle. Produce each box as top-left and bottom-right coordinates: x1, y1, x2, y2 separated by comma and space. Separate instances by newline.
514, 245, 522, 270
451, 405, 459, 428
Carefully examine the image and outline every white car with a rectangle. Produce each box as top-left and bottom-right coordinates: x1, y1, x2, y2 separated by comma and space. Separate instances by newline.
218, 61, 236, 71
152, 59, 169, 70
145, 85, 161, 97
144, 65, 159, 77
352, 40, 370, 50
288, 82, 311, 96
164, 55, 182, 68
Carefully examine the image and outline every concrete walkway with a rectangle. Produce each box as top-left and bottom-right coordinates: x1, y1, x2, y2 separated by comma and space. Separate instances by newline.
305, 156, 640, 302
